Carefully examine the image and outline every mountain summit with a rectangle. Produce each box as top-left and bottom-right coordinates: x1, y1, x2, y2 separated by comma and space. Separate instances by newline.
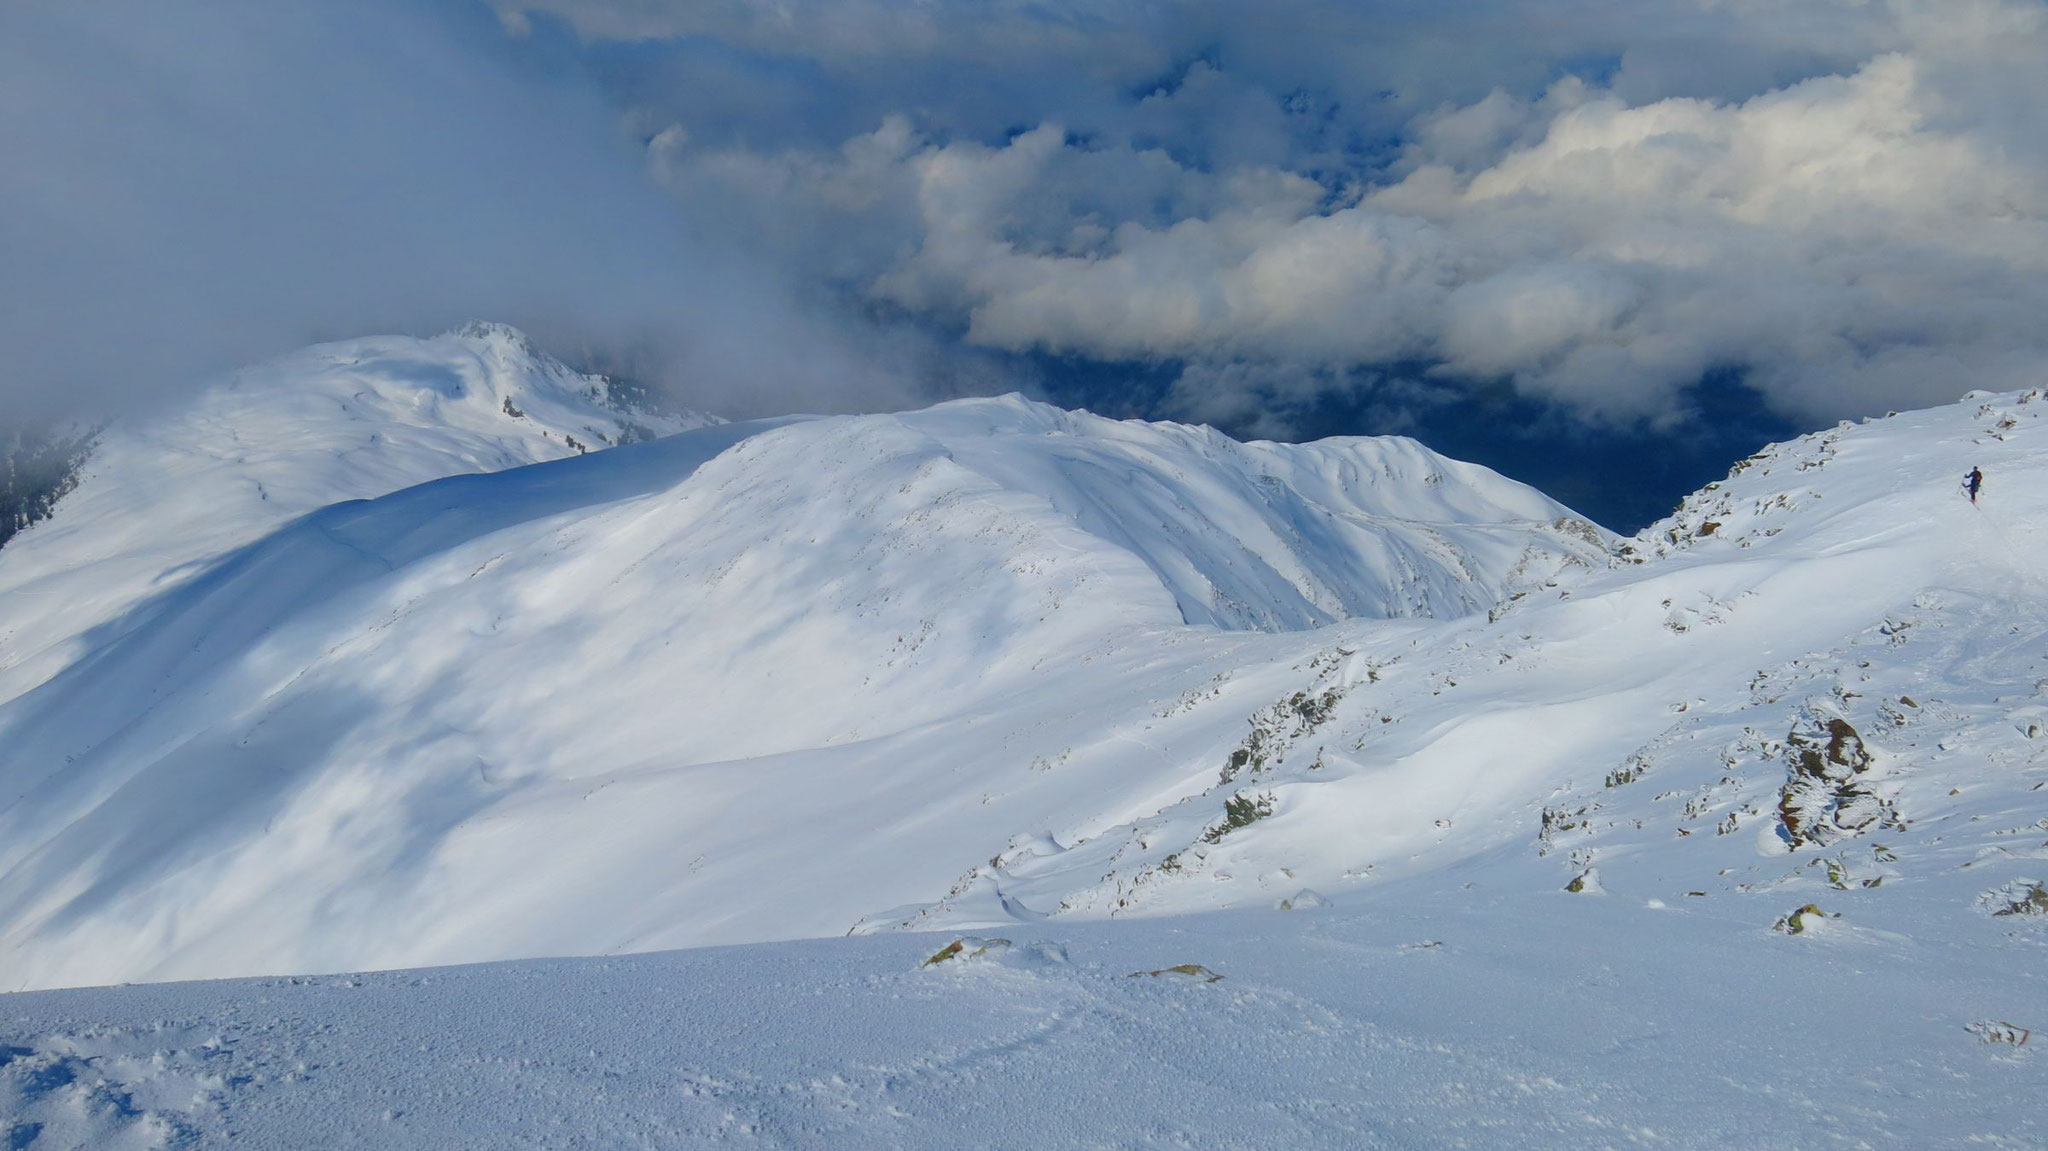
0, 324, 705, 708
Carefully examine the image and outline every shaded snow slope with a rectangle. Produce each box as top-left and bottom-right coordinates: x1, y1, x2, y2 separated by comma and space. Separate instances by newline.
0, 324, 707, 707
3, 891, 2040, 1150
0, 344, 1603, 990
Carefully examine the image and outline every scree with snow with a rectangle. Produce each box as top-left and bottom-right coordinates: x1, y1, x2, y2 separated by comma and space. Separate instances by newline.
1, 328, 2042, 1147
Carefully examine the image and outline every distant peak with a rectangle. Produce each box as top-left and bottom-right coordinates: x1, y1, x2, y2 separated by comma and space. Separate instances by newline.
444, 320, 536, 352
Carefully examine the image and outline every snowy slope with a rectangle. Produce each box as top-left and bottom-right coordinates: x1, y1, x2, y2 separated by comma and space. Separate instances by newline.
1, 327, 2044, 1015
0, 323, 706, 708
3, 351, 2047, 1149
2, 893, 2039, 1150
0, 338, 1605, 991
925, 389, 2048, 956
917, 400, 1610, 631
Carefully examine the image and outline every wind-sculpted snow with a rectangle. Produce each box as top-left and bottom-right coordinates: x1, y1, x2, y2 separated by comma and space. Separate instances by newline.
0, 336, 2045, 1007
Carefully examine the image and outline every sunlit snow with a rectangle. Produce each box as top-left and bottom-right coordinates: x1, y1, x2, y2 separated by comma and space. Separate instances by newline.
3, 332, 2044, 1147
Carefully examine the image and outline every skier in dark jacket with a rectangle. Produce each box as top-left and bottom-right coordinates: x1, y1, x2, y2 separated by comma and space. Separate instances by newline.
1964, 467, 1984, 504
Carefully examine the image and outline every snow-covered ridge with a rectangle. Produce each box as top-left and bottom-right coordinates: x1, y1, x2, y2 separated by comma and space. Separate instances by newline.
1, 332, 2043, 999
0, 324, 709, 706
0, 332, 1604, 990
869, 393, 2048, 951
923, 386, 2048, 935
809, 394, 1610, 632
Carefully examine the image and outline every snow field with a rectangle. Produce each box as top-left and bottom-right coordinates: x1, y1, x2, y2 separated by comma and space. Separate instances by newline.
2, 890, 2040, 1149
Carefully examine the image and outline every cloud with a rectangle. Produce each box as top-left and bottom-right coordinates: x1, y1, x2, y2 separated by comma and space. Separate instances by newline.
0, 0, 921, 424
550, 0, 2048, 428
7, 0, 2041, 452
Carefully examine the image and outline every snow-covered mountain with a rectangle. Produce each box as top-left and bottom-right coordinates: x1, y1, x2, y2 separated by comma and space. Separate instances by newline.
0, 323, 707, 708
0, 330, 1607, 990
921, 390, 2048, 930
0, 330, 2043, 1013
3, 332, 2045, 1148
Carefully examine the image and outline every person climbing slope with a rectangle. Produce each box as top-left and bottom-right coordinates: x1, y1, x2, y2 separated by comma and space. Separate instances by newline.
1964, 466, 1984, 504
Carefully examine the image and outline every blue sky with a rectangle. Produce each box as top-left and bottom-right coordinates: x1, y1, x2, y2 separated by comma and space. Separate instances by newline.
4, 0, 2044, 528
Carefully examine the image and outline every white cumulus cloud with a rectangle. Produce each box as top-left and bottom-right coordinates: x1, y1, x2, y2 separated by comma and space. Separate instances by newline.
604, 0, 2047, 427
